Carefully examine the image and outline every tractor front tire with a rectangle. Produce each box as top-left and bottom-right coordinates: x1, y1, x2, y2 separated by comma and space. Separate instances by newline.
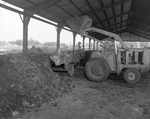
85, 58, 110, 82
123, 68, 141, 84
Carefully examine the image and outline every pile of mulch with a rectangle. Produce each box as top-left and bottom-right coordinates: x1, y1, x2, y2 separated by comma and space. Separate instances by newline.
0, 48, 72, 118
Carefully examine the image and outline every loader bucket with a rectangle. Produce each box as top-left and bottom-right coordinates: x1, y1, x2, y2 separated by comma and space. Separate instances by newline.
67, 15, 93, 35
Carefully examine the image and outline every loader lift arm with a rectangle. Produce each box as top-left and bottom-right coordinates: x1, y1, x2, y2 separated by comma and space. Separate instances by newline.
84, 27, 126, 49
67, 15, 127, 49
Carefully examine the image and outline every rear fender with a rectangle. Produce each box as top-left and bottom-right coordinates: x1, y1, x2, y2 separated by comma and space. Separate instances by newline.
90, 50, 117, 73
90, 51, 103, 59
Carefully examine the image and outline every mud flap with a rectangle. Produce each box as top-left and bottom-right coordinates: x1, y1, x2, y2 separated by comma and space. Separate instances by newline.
65, 64, 75, 76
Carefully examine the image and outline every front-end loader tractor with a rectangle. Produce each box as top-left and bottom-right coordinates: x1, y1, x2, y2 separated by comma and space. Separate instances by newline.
66, 15, 150, 84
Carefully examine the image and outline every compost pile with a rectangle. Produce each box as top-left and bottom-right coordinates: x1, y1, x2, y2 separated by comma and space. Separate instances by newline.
0, 48, 72, 118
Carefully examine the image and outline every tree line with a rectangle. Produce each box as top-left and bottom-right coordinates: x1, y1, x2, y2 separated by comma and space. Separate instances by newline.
0, 38, 70, 49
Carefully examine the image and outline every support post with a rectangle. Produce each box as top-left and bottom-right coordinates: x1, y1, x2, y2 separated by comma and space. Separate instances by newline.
73, 33, 77, 51
23, 15, 30, 53
56, 27, 62, 50
22, 0, 61, 53
97, 41, 99, 50
83, 36, 85, 50
93, 40, 95, 50
89, 38, 91, 51
56, 23, 63, 50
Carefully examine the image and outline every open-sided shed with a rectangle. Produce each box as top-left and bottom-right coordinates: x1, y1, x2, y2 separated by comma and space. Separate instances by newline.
0, 0, 150, 52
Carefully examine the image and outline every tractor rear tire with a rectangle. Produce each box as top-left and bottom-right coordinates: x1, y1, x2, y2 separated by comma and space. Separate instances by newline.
123, 68, 141, 84
85, 58, 110, 82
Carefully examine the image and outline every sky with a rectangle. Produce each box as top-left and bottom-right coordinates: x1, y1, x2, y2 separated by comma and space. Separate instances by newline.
0, 1, 87, 45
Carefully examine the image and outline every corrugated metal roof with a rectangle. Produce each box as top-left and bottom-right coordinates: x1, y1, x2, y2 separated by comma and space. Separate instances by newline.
1, 0, 150, 40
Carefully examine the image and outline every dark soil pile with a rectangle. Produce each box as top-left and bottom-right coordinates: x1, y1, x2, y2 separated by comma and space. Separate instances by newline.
0, 51, 72, 118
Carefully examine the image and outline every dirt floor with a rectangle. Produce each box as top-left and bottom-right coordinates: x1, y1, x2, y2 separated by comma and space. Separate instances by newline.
12, 67, 150, 119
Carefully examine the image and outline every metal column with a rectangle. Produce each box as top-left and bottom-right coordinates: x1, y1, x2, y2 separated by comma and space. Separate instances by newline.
22, 0, 61, 53
89, 38, 91, 51
56, 27, 61, 50
23, 15, 30, 53
93, 40, 95, 50
56, 24, 63, 50
97, 41, 99, 50
83, 36, 85, 50
73, 33, 77, 51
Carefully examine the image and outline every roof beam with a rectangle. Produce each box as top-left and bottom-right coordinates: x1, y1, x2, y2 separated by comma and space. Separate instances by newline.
139, 17, 149, 28
95, 14, 149, 30
55, 3, 74, 17
0, 3, 72, 32
95, 24, 126, 35
86, 0, 131, 15
105, 20, 128, 29
70, 0, 84, 14
98, 0, 112, 29
26, 0, 65, 21
133, 1, 150, 26
112, 26, 126, 33
115, 29, 126, 34
127, 25, 150, 33
128, 23, 150, 33
133, 10, 150, 18
102, 18, 149, 30
86, 0, 105, 29
94, 25, 126, 38
144, 0, 150, 2
127, 0, 138, 23
129, 10, 150, 28
127, 26, 146, 34
95, 11, 130, 25
97, 29, 126, 40
127, 28, 149, 36
128, 19, 150, 26
126, 29, 150, 40
95, 10, 150, 27
109, 24, 126, 32
111, 0, 117, 29
121, 2, 124, 31
127, 26, 150, 38
25, 0, 61, 15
